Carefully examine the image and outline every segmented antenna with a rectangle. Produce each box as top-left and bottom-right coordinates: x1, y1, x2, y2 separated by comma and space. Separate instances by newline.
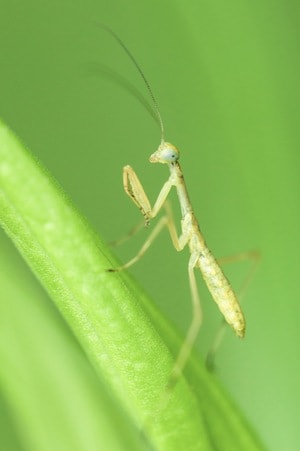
97, 23, 165, 143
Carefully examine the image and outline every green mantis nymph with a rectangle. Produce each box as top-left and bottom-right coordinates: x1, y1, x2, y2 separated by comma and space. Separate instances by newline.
103, 25, 250, 383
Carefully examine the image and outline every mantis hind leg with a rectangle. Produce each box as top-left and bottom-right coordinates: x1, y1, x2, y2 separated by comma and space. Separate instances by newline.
167, 252, 202, 389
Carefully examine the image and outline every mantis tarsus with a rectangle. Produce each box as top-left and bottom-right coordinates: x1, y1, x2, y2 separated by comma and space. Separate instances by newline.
102, 25, 254, 384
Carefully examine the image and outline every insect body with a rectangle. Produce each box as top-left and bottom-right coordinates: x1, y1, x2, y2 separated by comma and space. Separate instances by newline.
102, 25, 245, 382
122, 140, 245, 381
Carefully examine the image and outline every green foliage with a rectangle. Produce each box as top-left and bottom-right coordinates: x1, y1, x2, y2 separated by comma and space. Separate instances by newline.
0, 121, 265, 449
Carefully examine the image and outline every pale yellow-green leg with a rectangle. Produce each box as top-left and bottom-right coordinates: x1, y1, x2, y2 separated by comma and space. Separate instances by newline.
107, 215, 169, 272
123, 165, 152, 225
109, 165, 184, 272
107, 201, 188, 273
167, 252, 203, 389
109, 219, 145, 247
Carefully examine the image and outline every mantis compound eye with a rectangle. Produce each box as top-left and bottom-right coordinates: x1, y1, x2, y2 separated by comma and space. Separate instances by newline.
161, 145, 180, 162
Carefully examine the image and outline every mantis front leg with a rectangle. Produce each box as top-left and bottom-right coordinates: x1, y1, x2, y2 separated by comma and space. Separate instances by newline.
123, 165, 153, 226
109, 165, 183, 272
123, 165, 174, 223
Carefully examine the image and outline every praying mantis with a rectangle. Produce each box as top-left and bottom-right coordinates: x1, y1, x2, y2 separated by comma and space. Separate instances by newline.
102, 25, 254, 383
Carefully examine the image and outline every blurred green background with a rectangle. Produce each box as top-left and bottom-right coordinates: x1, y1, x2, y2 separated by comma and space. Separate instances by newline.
1, 1, 300, 450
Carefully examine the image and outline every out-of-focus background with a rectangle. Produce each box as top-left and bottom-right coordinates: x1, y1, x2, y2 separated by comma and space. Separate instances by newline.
1, 1, 299, 450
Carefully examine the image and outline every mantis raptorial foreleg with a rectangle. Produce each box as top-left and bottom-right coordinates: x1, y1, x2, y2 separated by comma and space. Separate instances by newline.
123, 165, 173, 224
109, 166, 186, 272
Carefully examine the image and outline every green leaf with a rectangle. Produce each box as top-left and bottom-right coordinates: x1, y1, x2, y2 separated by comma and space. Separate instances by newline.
0, 119, 265, 450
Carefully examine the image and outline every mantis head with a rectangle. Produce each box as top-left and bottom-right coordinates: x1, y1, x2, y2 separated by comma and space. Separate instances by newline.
149, 142, 180, 164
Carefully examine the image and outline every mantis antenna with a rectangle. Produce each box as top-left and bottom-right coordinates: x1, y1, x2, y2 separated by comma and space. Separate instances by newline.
98, 23, 165, 143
